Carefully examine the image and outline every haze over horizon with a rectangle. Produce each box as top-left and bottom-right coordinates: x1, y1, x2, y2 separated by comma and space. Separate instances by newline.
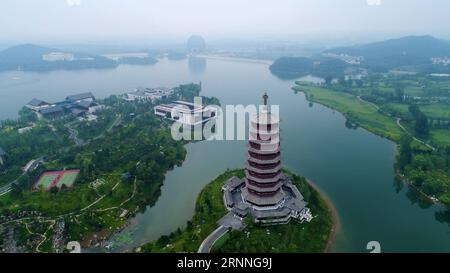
1, 0, 450, 46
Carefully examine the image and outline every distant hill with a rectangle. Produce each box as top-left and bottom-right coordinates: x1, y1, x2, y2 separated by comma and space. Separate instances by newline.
0, 44, 118, 72
167, 51, 187, 60
117, 56, 158, 65
323, 35, 450, 71
270, 56, 349, 79
269, 57, 314, 79
270, 36, 450, 78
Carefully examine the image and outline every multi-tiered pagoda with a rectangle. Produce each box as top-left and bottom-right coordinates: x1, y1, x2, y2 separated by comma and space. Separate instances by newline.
241, 92, 284, 207
222, 93, 312, 224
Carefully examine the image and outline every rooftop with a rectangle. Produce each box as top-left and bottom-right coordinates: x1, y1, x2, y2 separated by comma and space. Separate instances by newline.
156, 100, 206, 112
66, 92, 95, 102
39, 105, 64, 115
27, 98, 49, 107
76, 100, 97, 109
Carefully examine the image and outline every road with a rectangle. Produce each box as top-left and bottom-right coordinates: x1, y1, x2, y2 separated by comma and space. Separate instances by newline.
0, 158, 44, 197
198, 225, 228, 253
64, 122, 86, 146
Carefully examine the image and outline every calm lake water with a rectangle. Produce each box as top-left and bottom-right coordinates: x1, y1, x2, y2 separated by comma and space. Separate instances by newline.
1, 58, 449, 252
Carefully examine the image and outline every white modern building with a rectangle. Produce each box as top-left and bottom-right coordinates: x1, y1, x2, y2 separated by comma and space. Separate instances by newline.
126, 87, 173, 102
154, 100, 217, 126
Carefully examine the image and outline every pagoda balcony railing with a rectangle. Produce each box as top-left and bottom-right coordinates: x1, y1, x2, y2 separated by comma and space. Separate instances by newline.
247, 155, 281, 165
248, 135, 280, 144
248, 142, 279, 151
247, 178, 281, 189
248, 161, 281, 170
247, 187, 280, 197
246, 181, 281, 193
248, 141, 261, 150
248, 151, 280, 160
248, 146, 279, 155
247, 169, 280, 179
245, 170, 281, 183
249, 127, 279, 137
246, 164, 281, 174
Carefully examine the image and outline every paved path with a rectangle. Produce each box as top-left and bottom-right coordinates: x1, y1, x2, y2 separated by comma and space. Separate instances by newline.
357, 95, 436, 151
395, 117, 436, 150
198, 225, 228, 253
65, 123, 86, 146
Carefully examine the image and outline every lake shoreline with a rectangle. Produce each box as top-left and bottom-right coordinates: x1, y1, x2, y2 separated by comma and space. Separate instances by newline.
296, 85, 449, 211
306, 179, 340, 253
194, 54, 273, 65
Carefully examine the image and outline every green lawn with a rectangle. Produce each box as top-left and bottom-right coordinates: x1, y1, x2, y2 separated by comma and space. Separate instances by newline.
421, 104, 450, 120
381, 103, 450, 121
295, 85, 403, 141
430, 129, 450, 147
382, 103, 409, 115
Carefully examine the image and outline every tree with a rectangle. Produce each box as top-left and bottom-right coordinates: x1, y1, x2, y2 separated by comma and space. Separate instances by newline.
10, 183, 23, 200
409, 104, 420, 117
398, 135, 413, 170
415, 112, 430, 138
50, 186, 58, 194
325, 75, 333, 86
395, 87, 405, 103
409, 105, 430, 138
338, 76, 347, 86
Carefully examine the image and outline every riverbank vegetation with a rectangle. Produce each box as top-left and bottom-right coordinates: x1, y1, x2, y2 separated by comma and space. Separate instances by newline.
0, 83, 218, 252
293, 73, 450, 207
139, 169, 334, 253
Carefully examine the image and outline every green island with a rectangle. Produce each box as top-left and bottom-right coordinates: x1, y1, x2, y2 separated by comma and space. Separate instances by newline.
293, 73, 450, 207
139, 169, 335, 253
0, 83, 217, 252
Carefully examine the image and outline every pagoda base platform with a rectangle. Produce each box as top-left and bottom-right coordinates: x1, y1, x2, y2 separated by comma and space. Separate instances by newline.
222, 174, 313, 225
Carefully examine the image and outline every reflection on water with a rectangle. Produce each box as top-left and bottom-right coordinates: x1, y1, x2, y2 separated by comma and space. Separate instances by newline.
393, 176, 405, 194
435, 210, 450, 228
405, 185, 434, 210
188, 57, 206, 75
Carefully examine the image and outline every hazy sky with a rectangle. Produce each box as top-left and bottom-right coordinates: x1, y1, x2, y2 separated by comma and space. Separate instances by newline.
1, 0, 450, 44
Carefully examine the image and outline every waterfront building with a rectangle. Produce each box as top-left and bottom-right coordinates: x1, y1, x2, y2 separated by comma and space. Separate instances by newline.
26, 92, 101, 120
26, 99, 51, 111
38, 105, 65, 119
222, 93, 313, 224
154, 100, 217, 126
126, 87, 173, 101
66, 92, 95, 103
